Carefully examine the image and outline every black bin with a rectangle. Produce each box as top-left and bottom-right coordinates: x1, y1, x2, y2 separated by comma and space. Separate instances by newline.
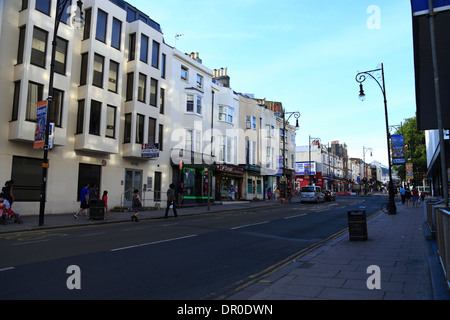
89, 199, 105, 220
348, 208, 367, 241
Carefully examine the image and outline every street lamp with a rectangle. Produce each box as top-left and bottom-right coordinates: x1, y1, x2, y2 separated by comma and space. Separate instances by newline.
356, 63, 397, 214
309, 136, 320, 186
282, 111, 301, 199
39, 0, 84, 226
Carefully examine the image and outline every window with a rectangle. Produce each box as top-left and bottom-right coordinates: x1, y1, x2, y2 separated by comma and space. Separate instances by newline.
124, 113, 131, 143
55, 37, 68, 75
108, 60, 119, 92
26, 81, 43, 121
186, 94, 194, 112
89, 100, 101, 135
138, 73, 146, 103
151, 40, 159, 68
150, 78, 157, 106
196, 96, 202, 115
12, 81, 21, 121
266, 124, 274, 138
140, 34, 148, 63
136, 114, 144, 144
95, 9, 107, 43
160, 88, 165, 114
196, 74, 203, 88
35, 0, 50, 15
60, 0, 72, 25
219, 106, 233, 123
21, 0, 28, 11
11, 156, 43, 201
83, 8, 91, 40
31, 27, 47, 68
51, 88, 63, 127
148, 117, 156, 144
80, 52, 88, 85
17, 26, 26, 65
128, 33, 136, 61
181, 66, 188, 81
92, 53, 104, 87
246, 116, 256, 130
126, 72, 133, 101
106, 105, 116, 138
76, 99, 85, 134
154, 171, 161, 201
186, 93, 202, 115
161, 53, 166, 78
111, 18, 122, 50
158, 124, 164, 151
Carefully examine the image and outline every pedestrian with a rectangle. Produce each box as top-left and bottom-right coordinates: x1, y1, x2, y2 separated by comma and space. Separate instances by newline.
399, 186, 406, 205
165, 183, 178, 218
102, 190, 109, 217
267, 187, 272, 201
411, 186, 419, 208
230, 185, 235, 201
74, 183, 89, 219
2, 180, 14, 208
131, 189, 142, 222
275, 187, 280, 201
405, 187, 411, 208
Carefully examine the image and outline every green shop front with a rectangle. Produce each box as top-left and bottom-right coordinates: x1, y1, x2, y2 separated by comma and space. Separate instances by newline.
176, 164, 214, 205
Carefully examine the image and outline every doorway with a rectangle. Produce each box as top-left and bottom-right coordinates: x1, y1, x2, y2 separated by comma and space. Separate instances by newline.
124, 169, 143, 206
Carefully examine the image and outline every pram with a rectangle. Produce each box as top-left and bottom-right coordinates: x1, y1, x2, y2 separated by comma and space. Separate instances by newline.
0, 197, 23, 225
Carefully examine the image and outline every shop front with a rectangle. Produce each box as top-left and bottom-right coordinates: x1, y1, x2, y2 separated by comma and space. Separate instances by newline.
215, 164, 244, 201
173, 163, 214, 205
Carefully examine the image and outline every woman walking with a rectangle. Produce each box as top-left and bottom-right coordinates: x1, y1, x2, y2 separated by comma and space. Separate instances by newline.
131, 189, 142, 222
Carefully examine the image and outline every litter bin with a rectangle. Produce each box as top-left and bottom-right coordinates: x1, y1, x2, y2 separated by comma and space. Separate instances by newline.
348, 207, 367, 241
89, 199, 105, 220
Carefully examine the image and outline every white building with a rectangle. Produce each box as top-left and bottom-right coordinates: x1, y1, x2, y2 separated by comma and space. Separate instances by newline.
0, 0, 297, 214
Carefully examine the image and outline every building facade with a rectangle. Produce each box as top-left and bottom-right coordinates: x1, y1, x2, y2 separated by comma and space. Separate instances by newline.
0, 0, 297, 214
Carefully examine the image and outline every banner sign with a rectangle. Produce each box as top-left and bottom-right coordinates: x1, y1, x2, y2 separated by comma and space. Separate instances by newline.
391, 134, 406, 164
406, 163, 414, 180
141, 143, 159, 158
411, 0, 450, 15
33, 100, 47, 149
295, 161, 316, 175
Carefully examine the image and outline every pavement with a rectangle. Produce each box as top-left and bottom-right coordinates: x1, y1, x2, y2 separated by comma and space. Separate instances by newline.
1, 194, 449, 300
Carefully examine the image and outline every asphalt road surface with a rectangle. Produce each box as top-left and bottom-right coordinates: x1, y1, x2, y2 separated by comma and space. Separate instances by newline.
0, 195, 384, 300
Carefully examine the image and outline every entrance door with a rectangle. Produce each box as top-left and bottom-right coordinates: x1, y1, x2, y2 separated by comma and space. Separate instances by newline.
124, 169, 143, 206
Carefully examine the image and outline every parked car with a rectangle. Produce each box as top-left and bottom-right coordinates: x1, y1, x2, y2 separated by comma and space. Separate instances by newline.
324, 190, 336, 201
300, 186, 325, 203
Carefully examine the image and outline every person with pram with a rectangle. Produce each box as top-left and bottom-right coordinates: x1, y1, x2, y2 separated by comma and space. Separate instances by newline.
0, 192, 22, 224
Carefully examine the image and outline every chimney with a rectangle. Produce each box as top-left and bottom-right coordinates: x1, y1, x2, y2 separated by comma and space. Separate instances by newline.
213, 67, 230, 88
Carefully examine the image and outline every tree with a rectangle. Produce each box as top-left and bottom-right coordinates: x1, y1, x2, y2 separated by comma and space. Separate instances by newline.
393, 117, 427, 183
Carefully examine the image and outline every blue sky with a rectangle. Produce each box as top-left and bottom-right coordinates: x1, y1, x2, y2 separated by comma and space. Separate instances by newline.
131, 0, 417, 166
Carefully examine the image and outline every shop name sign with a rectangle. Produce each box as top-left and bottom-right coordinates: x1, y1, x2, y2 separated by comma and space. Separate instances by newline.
216, 164, 244, 175
142, 143, 159, 158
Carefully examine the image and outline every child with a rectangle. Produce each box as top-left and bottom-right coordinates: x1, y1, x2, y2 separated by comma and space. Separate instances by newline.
102, 190, 109, 217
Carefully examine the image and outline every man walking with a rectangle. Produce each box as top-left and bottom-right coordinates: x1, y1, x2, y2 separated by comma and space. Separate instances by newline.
165, 183, 178, 218
399, 186, 406, 205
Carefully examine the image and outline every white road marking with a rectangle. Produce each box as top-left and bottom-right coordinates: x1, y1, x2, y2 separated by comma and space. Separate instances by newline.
110, 234, 198, 252
230, 221, 270, 230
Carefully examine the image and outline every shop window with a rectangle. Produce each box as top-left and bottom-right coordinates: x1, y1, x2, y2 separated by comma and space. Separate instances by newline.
77, 163, 101, 201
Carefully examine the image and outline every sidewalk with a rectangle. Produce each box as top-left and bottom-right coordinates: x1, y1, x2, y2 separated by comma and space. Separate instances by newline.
228, 202, 450, 300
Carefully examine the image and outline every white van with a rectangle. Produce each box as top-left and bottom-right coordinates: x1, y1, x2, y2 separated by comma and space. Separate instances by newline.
300, 185, 325, 203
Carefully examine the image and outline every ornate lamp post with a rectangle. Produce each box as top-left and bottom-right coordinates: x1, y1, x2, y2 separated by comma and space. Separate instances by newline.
39, 0, 85, 226
356, 63, 397, 214
363, 146, 373, 195
282, 111, 300, 199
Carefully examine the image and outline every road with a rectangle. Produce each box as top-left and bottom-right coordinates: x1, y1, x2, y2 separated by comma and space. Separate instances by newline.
0, 195, 384, 300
